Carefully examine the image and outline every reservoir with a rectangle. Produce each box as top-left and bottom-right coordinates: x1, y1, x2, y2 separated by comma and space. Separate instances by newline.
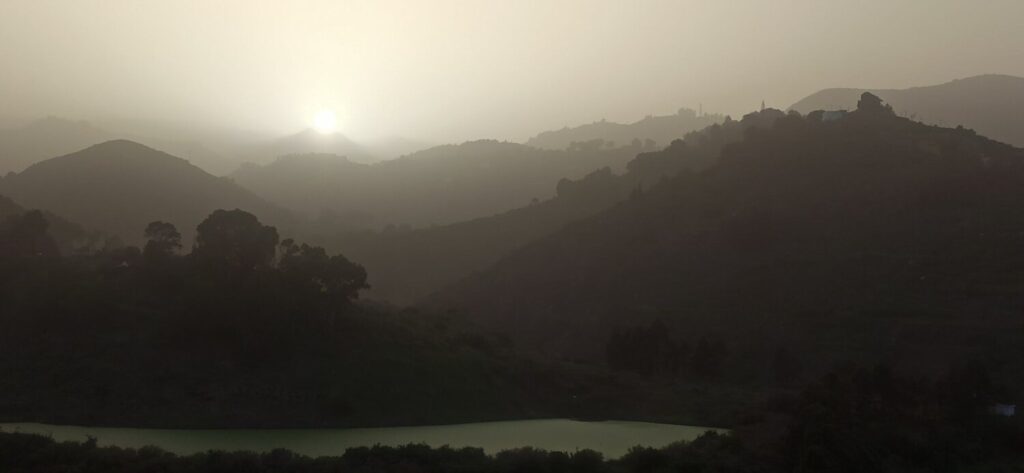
0, 419, 723, 458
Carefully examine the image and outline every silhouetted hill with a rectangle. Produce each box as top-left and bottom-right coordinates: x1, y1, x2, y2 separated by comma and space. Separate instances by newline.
432, 96, 1024, 389
526, 108, 724, 150
0, 140, 293, 244
790, 74, 1024, 146
0, 117, 244, 176
125, 137, 238, 176
236, 140, 640, 231
247, 129, 376, 164
316, 111, 785, 304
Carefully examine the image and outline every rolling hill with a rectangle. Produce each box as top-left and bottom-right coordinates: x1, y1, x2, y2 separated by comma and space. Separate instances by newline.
790, 74, 1024, 147
0, 117, 112, 175
431, 95, 1024, 389
0, 140, 293, 245
526, 107, 724, 150
243, 129, 377, 165
0, 116, 242, 176
235, 140, 641, 231
316, 110, 785, 304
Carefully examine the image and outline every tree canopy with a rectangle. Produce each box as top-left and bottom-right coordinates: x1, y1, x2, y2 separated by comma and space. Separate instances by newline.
193, 208, 280, 270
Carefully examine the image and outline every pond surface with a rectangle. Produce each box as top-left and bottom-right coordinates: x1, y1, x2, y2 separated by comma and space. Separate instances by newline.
1, 419, 722, 458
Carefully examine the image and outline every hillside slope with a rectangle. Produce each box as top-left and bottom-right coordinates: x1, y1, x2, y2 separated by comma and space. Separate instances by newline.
433, 95, 1024, 387
0, 117, 240, 176
0, 140, 292, 244
317, 111, 785, 304
527, 108, 724, 150
0, 117, 112, 174
236, 140, 640, 231
790, 74, 1024, 147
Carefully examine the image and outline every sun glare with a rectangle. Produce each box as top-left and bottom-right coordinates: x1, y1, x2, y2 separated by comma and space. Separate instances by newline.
312, 109, 338, 134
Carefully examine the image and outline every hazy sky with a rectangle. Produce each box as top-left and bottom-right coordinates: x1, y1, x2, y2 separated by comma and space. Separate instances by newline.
2, 0, 1023, 142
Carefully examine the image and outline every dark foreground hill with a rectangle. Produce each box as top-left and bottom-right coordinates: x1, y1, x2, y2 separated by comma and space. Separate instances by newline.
0, 140, 293, 245
432, 95, 1024, 390
0, 208, 755, 428
790, 74, 1024, 147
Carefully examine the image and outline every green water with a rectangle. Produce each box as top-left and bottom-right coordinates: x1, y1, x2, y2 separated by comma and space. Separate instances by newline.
0, 419, 722, 458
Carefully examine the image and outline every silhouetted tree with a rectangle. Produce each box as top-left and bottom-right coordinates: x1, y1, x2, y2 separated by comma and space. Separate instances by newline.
0, 210, 59, 258
193, 209, 279, 270
142, 221, 181, 260
856, 92, 892, 115
278, 238, 369, 303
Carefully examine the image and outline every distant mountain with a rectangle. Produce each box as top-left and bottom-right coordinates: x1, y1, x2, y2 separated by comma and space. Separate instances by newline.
0, 140, 293, 244
361, 136, 435, 160
526, 108, 724, 150
0, 117, 112, 174
123, 137, 239, 176
0, 116, 242, 176
790, 74, 1024, 147
235, 140, 642, 231
316, 110, 785, 304
431, 96, 1024, 388
246, 129, 377, 164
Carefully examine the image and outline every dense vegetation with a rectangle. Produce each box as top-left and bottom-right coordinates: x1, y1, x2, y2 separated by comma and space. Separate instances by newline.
2, 94, 1024, 471
1, 363, 1020, 472
432, 95, 1024, 399
0, 207, 755, 428
0, 195, 93, 254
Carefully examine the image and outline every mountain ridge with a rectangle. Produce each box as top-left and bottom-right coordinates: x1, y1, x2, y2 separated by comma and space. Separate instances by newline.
430, 96, 1024, 390
790, 74, 1024, 146
0, 140, 293, 244
526, 107, 724, 150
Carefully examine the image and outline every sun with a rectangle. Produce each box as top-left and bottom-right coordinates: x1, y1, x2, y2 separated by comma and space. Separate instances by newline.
312, 109, 338, 134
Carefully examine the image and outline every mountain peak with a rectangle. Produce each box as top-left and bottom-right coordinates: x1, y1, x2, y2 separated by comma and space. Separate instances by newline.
0, 138, 292, 245
85, 139, 159, 154
47, 139, 189, 168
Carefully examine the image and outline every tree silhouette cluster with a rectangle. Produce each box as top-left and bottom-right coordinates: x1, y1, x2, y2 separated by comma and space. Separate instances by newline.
0, 208, 377, 424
